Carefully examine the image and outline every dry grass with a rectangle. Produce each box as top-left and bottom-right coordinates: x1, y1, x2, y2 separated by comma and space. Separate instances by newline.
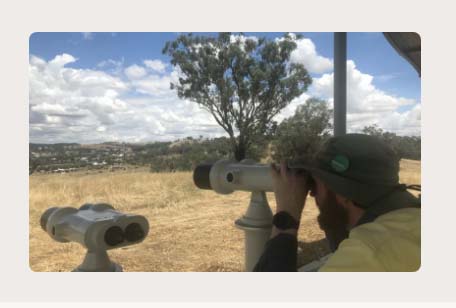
29, 159, 421, 272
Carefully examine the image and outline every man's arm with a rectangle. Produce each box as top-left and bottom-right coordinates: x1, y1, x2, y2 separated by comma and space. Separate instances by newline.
253, 162, 311, 272
253, 233, 298, 272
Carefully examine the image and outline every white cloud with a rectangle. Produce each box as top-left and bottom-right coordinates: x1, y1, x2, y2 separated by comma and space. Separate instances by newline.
29, 53, 223, 143
124, 64, 147, 80
274, 33, 332, 74
97, 58, 125, 76
131, 75, 172, 96
29, 36, 420, 144
381, 104, 421, 136
375, 73, 398, 82
311, 60, 420, 135
97, 59, 119, 68
120, 97, 225, 141
290, 38, 333, 74
82, 32, 94, 40
128, 67, 181, 98
29, 54, 130, 143
274, 93, 311, 123
143, 59, 167, 73
49, 53, 77, 67
230, 34, 259, 45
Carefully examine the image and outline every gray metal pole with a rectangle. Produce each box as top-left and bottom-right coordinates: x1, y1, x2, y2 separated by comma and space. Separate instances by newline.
334, 32, 347, 136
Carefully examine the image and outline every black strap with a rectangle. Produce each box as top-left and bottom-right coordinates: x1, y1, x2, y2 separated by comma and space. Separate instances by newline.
355, 183, 421, 227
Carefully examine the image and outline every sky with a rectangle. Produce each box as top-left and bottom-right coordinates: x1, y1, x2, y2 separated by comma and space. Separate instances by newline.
29, 32, 421, 144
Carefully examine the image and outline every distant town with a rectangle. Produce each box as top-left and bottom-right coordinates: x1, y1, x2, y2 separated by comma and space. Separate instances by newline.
29, 129, 421, 176
29, 137, 233, 175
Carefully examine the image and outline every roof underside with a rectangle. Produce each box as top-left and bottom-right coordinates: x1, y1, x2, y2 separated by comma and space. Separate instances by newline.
383, 32, 421, 77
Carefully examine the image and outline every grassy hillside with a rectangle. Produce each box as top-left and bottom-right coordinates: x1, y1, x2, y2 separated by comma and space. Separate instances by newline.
29, 159, 421, 272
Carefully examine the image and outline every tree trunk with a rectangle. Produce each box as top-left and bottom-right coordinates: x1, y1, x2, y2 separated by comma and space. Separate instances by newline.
234, 143, 246, 162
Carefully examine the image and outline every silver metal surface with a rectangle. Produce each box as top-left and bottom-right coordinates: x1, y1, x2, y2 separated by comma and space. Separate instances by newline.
235, 191, 273, 271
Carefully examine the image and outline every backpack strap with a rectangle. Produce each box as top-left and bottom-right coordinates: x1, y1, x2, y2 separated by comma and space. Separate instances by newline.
355, 184, 421, 227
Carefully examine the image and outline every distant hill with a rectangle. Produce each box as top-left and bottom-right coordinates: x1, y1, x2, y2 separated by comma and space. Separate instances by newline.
29, 137, 237, 174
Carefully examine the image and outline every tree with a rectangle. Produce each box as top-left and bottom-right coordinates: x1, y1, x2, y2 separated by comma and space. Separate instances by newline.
163, 32, 312, 161
361, 124, 384, 137
362, 125, 421, 160
271, 98, 333, 165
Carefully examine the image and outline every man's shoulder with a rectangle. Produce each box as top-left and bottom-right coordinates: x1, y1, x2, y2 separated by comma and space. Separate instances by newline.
319, 208, 421, 272
375, 207, 421, 225
354, 207, 420, 242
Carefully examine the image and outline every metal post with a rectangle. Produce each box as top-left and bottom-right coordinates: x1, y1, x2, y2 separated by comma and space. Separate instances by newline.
73, 250, 122, 272
235, 191, 273, 271
334, 32, 347, 136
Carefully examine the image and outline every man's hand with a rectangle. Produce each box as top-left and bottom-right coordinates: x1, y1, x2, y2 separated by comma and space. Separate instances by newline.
270, 162, 311, 224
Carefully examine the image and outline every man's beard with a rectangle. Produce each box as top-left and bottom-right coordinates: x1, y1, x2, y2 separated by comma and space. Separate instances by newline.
317, 191, 350, 252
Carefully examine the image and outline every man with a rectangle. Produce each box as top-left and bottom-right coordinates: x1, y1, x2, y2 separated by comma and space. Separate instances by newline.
253, 133, 421, 272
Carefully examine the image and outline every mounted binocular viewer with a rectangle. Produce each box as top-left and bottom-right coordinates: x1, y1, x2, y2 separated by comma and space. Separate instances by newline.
193, 159, 274, 194
193, 159, 313, 194
193, 159, 312, 271
40, 203, 149, 272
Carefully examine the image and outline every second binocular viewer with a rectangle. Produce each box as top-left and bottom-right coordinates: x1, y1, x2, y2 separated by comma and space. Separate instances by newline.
41, 203, 149, 271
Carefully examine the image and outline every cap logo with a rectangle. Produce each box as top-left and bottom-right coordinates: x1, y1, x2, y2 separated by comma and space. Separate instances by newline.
331, 155, 349, 173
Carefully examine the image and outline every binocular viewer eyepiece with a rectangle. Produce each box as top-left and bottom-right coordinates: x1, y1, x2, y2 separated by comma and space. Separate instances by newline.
40, 203, 149, 251
193, 159, 274, 194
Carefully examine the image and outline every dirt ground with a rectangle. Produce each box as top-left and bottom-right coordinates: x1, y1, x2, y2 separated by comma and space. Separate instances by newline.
29, 159, 421, 272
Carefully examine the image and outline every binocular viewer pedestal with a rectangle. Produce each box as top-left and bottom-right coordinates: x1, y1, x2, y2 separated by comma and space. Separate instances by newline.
194, 159, 274, 271
73, 250, 122, 272
234, 191, 273, 271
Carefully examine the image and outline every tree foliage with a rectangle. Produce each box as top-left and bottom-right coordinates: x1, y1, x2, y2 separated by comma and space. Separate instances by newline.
271, 98, 333, 165
362, 125, 421, 160
149, 137, 232, 172
163, 32, 312, 161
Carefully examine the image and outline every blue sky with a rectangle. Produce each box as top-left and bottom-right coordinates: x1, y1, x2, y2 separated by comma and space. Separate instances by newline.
29, 32, 421, 143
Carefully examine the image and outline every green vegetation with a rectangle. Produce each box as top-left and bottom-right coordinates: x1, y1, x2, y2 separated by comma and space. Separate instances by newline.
163, 32, 312, 161
271, 98, 333, 165
361, 125, 421, 160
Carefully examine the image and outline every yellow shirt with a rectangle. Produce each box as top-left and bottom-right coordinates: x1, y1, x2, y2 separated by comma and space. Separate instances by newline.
319, 208, 421, 272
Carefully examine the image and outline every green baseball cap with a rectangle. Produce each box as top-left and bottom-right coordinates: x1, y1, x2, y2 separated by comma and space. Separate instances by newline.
289, 134, 420, 210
